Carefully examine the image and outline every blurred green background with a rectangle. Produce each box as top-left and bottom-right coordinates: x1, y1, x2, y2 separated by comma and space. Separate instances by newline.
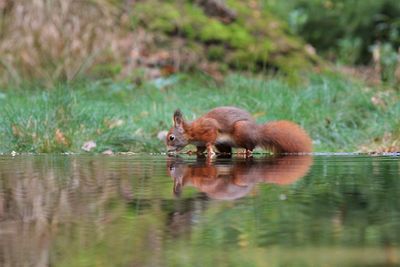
0, 0, 399, 153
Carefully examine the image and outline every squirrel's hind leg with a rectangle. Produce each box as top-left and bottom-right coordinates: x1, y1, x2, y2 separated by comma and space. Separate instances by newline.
232, 121, 257, 151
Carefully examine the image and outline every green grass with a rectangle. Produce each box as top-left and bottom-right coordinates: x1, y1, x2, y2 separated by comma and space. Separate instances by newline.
0, 73, 398, 153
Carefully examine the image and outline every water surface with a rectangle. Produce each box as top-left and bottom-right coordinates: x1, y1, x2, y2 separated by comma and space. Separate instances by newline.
0, 154, 399, 267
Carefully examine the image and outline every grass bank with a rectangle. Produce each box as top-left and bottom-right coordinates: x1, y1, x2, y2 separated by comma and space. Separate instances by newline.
0, 74, 398, 153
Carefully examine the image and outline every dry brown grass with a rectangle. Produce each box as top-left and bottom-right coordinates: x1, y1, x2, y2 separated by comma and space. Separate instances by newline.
0, 0, 280, 87
0, 0, 135, 86
0, 0, 204, 87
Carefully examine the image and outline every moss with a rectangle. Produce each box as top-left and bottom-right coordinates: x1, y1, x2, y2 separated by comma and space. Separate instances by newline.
199, 20, 231, 43
179, 4, 208, 39
274, 52, 312, 73
207, 45, 225, 61
227, 24, 254, 48
272, 52, 314, 84
225, 0, 252, 18
261, 39, 276, 53
227, 39, 275, 70
227, 50, 258, 70
130, 0, 317, 76
179, 5, 230, 46
132, 1, 181, 33
227, 46, 269, 71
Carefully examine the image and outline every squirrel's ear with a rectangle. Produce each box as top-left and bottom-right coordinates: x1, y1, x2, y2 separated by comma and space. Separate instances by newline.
173, 109, 184, 128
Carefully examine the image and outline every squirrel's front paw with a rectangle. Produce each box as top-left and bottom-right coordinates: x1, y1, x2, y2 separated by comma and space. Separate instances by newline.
206, 150, 217, 162
206, 144, 216, 157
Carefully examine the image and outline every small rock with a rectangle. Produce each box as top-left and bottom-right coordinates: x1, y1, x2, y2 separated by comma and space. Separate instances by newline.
102, 149, 113, 155
81, 140, 96, 152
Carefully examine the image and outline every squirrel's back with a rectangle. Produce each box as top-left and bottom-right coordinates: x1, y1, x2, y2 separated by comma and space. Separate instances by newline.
203, 106, 255, 132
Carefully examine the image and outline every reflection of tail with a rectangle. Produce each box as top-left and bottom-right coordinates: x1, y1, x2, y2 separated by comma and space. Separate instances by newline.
258, 121, 312, 153
262, 156, 313, 185
167, 155, 313, 200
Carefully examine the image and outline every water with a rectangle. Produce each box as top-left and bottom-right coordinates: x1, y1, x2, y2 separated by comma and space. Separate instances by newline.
0, 154, 399, 267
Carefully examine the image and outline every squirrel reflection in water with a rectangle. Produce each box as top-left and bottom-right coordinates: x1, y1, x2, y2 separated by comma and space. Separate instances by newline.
167, 155, 313, 200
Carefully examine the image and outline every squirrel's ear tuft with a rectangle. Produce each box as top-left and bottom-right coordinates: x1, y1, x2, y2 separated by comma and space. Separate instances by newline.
173, 109, 182, 119
173, 109, 184, 127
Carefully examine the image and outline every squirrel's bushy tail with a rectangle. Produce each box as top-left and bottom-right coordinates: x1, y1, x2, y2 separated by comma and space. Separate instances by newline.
258, 121, 312, 153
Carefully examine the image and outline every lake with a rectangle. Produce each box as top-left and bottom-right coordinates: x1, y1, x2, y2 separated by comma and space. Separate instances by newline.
0, 154, 399, 267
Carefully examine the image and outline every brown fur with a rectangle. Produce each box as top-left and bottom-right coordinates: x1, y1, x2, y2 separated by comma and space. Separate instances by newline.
166, 106, 312, 154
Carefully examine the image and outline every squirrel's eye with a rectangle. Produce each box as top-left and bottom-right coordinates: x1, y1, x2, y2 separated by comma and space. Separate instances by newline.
169, 135, 175, 141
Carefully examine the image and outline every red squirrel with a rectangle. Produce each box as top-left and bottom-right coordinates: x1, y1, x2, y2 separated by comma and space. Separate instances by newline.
166, 106, 312, 155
